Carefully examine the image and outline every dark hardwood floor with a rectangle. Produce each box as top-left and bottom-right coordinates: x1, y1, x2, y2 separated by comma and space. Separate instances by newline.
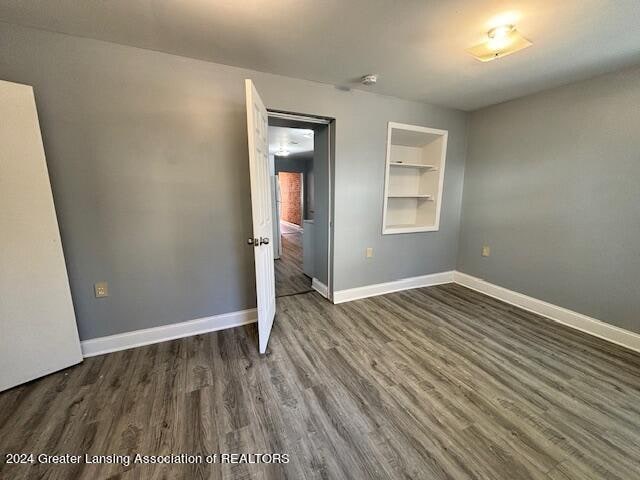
2, 284, 640, 479
274, 228, 312, 297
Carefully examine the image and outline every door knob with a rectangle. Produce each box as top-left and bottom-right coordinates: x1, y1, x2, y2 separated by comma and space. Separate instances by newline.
247, 238, 259, 246
260, 237, 270, 245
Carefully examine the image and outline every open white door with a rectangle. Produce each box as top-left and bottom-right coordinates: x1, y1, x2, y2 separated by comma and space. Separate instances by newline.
245, 79, 276, 354
1, 80, 83, 391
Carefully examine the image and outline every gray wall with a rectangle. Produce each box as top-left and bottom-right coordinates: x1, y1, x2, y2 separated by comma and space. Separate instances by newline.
0, 22, 467, 340
305, 170, 315, 221
313, 125, 330, 285
458, 66, 640, 333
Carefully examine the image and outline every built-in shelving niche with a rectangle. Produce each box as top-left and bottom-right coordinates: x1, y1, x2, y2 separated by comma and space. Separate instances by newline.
382, 122, 448, 234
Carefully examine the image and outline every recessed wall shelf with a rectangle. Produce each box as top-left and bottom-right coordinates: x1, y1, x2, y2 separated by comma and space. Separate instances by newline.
382, 122, 448, 234
390, 162, 437, 170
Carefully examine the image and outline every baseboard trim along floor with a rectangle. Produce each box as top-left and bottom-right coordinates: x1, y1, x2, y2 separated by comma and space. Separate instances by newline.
333, 269, 640, 354
332, 271, 455, 304
311, 278, 329, 298
82, 270, 640, 357
453, 271, 640, 354
80, 308, 257, 357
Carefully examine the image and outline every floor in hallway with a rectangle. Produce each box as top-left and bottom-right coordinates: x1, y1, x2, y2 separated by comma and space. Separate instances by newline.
274, 223, 312, 297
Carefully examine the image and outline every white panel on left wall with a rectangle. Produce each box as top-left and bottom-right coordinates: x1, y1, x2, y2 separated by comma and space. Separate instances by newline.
0, 80, 82, 391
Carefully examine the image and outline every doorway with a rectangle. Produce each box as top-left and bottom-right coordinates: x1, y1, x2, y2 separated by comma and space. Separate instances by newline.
244, 80, 334, 352
268, 113, 333, 300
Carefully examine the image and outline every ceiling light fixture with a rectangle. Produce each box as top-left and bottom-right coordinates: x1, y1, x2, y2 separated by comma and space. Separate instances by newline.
466, 23, 531, 62
302, 130, 314, 138
487, 24, 514, 50
276, 148, 290, 157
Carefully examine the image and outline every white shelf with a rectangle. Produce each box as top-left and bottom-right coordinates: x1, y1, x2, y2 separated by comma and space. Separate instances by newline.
387, 193, 432, 199
382, 122, 448, 235
384, 224, 438, 234
389, 162, 437, 170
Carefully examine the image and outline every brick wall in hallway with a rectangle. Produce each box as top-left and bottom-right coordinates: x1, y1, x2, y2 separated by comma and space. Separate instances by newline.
279, 172, 302, 226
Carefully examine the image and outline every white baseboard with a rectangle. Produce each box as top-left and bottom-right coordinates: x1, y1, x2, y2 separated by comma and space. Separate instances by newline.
454, 271, 640, 354
81, 308, 257, 357
330, 269, 640, 353
333, 271, 454, 304
81, 271, 640, 358
312, 278, 328, 298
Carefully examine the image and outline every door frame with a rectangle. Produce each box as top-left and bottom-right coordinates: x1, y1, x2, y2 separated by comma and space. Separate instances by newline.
267, 109, 335, 302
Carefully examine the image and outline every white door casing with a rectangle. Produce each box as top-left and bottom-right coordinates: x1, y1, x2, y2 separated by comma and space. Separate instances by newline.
269, 154, 281, 260
275, 175, 283, 259
245, 79, 276, 354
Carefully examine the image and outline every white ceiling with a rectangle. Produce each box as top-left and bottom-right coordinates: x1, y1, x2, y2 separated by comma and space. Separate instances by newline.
1, 0, 639, 110
268, 127, 314, 156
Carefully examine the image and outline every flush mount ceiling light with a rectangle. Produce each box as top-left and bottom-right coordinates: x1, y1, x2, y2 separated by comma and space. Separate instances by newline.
466, 24, 532, 62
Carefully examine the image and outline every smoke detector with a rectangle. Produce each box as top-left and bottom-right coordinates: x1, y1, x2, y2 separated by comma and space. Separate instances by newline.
361, 74, 378, 86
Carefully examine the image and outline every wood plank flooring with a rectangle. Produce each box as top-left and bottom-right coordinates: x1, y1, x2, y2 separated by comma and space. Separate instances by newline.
2, 283, 640, 479
274, 229, 312, 297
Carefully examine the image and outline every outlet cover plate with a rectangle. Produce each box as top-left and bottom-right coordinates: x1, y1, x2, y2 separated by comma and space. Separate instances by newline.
94, 282, 109, 298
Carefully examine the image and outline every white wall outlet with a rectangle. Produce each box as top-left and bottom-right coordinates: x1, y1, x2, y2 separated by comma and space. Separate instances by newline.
366, 247, 373, 258
482, 245, 491, 257
94, 282, 109, 298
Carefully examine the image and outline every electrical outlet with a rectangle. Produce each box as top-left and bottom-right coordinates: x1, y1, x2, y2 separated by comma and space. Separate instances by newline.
94, 282, 109, 298
366, 247, 373, 258
482, 245, 491, 257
